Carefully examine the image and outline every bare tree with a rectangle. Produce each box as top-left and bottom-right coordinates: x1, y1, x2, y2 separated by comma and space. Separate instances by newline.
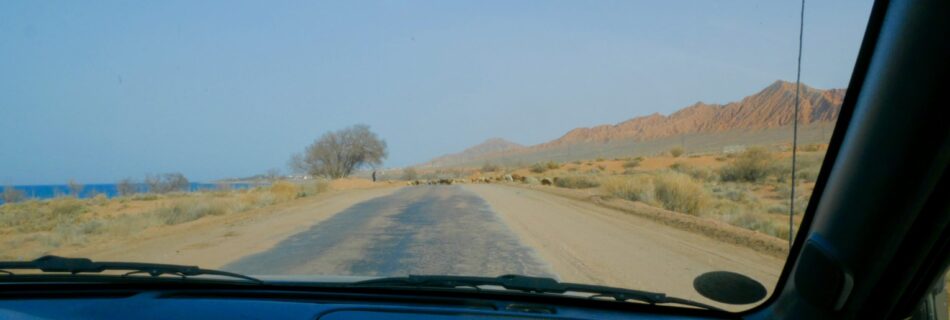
2, 186, 25, 204
144, 173, 190, 193
266, 168, 281, 181
67, 179, 84, 197
116, 178, 138, 196
291, 124, 388, 179
401, 167, 418, 181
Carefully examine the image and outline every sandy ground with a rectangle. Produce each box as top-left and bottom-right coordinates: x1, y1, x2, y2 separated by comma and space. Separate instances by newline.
54, 182, 784, 310
58, 186, 401, 268
464, 184, 784, 309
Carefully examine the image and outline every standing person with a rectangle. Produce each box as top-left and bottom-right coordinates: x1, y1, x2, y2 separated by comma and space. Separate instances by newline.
372, 170, 377, 182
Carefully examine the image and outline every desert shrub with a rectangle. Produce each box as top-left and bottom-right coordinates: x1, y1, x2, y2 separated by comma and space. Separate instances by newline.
545, 161, 561, 170
269, 181, 300, 202
89, 194, 109, 206
670, 147, 685, 157
116, 178, 138, 196
622, 159, 641, 168
530, 163, 547, 173
523, 177, 540, 185
572, 160, 582, 165
596, 165, 606, 170
653, 172, 707, 215
50, 198, 87, 217
1, 186, 25, 204
670, 162, 715, 181
596, 157, 605, 162
719, 147, 775, 182
145, 173, 190, 193
67, 179, 84, 197
400, 167, 418, 180
710, 184, 759, 204
554, 176, 600, 189
567, 167, 578, 172
298, 179, 330, 197
601, 176, 654, 203
481, 162, 500, 172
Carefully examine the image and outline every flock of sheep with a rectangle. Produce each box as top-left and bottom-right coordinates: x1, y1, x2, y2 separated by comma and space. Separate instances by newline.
405, 174, 556, 186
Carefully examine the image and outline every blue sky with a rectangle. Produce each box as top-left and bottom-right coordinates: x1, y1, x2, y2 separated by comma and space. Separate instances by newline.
0, 1, 872, 185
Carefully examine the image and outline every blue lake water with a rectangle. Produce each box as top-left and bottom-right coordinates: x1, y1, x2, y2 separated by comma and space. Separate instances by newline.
0, 182, 253, 204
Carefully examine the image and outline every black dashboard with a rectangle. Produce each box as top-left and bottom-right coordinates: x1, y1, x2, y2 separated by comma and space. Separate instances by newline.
0, 287, 718, 320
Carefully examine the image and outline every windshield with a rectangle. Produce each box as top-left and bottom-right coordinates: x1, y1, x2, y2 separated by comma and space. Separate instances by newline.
0, 1, 872, 312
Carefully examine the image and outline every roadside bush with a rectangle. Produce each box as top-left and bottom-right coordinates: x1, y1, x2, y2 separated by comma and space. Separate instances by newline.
601, 176, 654, 203
50, 198, 87, 217
622, 159, 641, 168
145, 173, 190, 193
670, 147, 685, 157
530, 163, 547, 173
670, 162, 715, 182
653, 172, 707, 215
401, 168, 418, 181
554, 176, 600, 189
269, 181, 300, 202
719, 147, 774, 182
1, 186, 25, 204
545, 161, 561, 170
298, 179, 330, 197
481, 162, 500, 173
116, 178, 138, 196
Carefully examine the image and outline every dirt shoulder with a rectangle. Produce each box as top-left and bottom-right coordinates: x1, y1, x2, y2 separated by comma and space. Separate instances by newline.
507, 184, 790, 259
465, 184, 784, 310
56, 186, 402, 268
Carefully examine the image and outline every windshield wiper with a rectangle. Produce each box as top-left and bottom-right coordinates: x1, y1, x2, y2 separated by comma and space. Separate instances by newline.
352, 274, 722, 311
0, 255, 261, 284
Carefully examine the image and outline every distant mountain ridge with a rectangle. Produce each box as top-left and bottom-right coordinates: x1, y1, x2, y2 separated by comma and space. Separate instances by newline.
423, 138, 525, 167
422, 80, 844, 167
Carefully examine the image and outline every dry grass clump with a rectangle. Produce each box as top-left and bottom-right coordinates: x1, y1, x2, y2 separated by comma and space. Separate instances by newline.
653, 172, 707, 215
530, 161, 560, 173
601, 175, 654, 203
670, 147, 685, 157
298, 180, 331, 197
269, 181, 301, 202
622, 159, 641, 168
154, 199, 231, 225
669, 162, 715, 182
599, 172, 708, 216
719, 147, 775, 182
553, 176, 600, 189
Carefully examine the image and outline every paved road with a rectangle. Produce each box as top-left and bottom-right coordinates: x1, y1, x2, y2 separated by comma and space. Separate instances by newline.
225, 186, 555, 277
223, 184, 783, 309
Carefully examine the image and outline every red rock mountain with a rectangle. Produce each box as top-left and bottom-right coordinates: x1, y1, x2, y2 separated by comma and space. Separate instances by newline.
423, 80, 844, 166
539, 80, 844, 147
